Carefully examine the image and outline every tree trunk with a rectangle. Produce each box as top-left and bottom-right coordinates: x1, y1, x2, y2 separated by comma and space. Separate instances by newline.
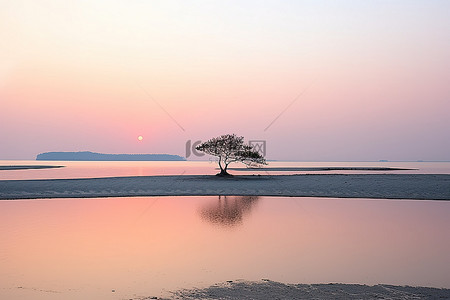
217, 169, 230, 176
217, 157, 232, 177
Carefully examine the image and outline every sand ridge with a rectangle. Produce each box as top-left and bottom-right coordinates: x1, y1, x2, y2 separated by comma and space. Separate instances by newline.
162, 279, 450, 300
1, 174, 449, 200
0, 165, 64, 170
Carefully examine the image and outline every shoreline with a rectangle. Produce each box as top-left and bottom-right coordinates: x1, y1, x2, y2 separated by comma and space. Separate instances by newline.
0, 165, 64, 170
1, 174, 449, 200
227, 166, 416, 171
164, 279, 450, 299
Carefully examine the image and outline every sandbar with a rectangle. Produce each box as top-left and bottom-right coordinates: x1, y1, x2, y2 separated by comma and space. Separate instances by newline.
165, 279, 450, 299
228, 166, 415, 171
0, 174, 449, 200
0, 165, 64, 170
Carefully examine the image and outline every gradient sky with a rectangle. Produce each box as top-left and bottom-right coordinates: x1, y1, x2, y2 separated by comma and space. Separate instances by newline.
1, 0, 449, 161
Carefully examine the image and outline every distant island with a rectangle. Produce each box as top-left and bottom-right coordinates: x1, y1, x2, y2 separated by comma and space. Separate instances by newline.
36, 151, 186, 161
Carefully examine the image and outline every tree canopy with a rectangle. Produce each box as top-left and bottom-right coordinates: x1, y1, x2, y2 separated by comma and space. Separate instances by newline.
195, 134, 267, 176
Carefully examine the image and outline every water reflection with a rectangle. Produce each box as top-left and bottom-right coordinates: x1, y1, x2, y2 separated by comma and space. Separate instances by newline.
1, 196, 449, 300
199, 196, 259, 227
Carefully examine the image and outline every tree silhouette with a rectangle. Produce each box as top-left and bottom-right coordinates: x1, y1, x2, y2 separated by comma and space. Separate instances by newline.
196, 134, 266, 176
199, 196, 260, 227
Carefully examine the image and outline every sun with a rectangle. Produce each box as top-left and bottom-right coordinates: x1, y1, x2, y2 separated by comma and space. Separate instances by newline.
137, 135, 143, 141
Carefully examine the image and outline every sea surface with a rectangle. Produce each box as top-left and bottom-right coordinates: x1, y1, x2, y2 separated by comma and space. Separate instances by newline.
1, 161, 449, 299
1, 160, 450, 180
0, 196, 449, 300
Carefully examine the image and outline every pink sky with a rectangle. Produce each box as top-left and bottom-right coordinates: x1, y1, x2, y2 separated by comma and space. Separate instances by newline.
1, 1, 449, 160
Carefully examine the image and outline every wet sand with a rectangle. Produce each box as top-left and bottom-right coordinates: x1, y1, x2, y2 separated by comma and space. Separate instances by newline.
0, 174, 449, 200
227, 166, 415, 171
0, 165, 64, 170
165, 279, 450, 300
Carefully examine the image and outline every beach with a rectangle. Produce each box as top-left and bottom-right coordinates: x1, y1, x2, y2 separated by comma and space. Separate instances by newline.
0, 174, 449, 200
165, 279, 450, 300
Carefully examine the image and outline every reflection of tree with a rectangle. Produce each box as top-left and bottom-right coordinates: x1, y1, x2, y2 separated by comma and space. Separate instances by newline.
200, 196, 260, 227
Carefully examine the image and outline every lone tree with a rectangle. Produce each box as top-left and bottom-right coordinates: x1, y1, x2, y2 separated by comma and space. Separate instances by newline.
196, 134, 267, 176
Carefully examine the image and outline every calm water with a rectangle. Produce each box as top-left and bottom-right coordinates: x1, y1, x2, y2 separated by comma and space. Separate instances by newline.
1, 160, 450, 180
1, 196, 449, 300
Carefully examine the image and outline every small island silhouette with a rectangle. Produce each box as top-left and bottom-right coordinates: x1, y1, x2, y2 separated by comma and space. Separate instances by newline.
36, 151, 186, 161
